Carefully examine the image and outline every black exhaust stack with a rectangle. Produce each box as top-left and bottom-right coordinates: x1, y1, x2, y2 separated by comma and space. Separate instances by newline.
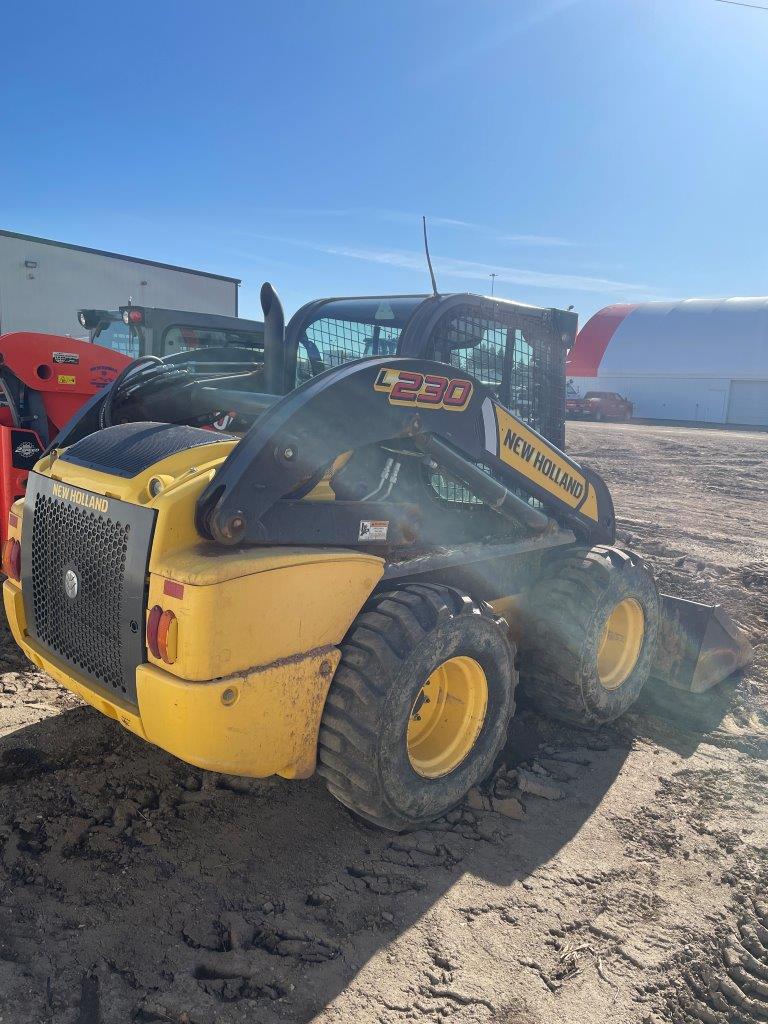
260, 282, 285, 395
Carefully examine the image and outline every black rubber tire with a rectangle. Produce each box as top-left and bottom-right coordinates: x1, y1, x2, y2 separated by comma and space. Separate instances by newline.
317, 584, 516, 831
519, 545, 660, 726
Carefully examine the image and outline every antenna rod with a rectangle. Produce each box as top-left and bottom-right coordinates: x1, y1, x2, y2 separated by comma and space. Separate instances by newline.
422, 216, 439, 297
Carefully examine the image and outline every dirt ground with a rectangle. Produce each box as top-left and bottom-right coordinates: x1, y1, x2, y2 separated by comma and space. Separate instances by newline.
1, 421, 766, 1024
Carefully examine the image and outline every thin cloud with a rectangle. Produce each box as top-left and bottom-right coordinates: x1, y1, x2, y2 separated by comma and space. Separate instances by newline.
271, 207, 576, 248
316, 243, 652, 295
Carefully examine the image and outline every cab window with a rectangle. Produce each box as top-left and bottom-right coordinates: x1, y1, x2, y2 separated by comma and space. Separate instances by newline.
429, 310, 508, 395
162, 325, 264, 356
427, 305, 538, 423
92, 320, 142, 359
297, 319, 402, 384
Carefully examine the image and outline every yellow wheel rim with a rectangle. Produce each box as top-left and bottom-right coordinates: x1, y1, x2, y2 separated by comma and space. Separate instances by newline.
407, 655, 488, 779
597, 598, 645, 690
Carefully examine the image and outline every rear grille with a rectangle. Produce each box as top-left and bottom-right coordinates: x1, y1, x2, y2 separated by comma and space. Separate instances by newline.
31, 496, 130, 694
22, 473, 156, 705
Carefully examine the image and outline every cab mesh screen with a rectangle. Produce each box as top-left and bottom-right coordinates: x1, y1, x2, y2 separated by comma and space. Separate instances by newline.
298, 319, 402, 383
428, 302, 566, 448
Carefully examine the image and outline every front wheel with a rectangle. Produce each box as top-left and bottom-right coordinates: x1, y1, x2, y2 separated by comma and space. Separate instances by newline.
519, 546, 660, 726
318, 585, 516, 831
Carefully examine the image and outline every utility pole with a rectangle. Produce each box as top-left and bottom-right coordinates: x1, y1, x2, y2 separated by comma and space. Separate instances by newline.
489, 272, 497, 296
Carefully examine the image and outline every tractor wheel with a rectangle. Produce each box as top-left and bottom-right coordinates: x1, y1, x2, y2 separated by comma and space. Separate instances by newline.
317, 585, 516, 831
519, 546, 660, 726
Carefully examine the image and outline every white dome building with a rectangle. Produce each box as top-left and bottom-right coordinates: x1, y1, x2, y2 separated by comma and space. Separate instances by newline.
568, 298, 768, 427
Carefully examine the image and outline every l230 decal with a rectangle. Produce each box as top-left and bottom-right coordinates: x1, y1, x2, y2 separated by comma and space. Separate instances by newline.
373, 368, 473, 411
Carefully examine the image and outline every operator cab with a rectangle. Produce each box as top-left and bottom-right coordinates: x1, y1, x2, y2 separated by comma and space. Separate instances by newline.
77, 305, 265, 372
64, 288, 577, 452
282, 293, 577, 448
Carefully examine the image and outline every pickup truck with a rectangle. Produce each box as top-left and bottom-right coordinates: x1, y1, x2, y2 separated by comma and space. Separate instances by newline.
566, 390, 633, 422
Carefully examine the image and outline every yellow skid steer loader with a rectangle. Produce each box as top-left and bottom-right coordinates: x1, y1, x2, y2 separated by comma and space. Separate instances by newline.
2, 285, 750, 830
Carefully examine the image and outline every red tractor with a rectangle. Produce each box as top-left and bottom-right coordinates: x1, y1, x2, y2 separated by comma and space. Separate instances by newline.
0, 332, 131, 547
0, 304, 265, 548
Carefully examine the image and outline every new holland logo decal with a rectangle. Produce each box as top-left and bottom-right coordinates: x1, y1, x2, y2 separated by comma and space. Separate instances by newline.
64, 568, 79, 600
51, 482, 109, 513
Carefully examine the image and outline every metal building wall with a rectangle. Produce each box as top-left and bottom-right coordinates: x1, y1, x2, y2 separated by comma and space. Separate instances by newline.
571, 375, 734, 423
569, 298, 768, 427
570, 375, 768, 426
0, 233, 239, 337
726, 380, 768, 426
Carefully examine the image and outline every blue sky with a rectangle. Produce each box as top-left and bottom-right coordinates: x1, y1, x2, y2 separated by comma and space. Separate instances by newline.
2, 0, 767, 324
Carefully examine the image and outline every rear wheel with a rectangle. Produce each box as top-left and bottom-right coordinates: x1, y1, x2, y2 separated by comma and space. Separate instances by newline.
318, 585, 516, 831
519, 546, 660, 725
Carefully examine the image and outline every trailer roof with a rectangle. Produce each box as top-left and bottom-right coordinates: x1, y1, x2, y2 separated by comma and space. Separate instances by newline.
0, 228, 240, 284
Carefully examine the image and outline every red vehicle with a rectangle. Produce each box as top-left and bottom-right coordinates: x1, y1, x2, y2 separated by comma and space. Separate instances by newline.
567, 390, 633, 422
0, 305, 266, 551
0, 332, 131, 548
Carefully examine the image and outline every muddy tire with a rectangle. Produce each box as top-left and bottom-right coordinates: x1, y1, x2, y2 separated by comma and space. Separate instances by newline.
317, 584, 516, 831
519, 545, 660, 726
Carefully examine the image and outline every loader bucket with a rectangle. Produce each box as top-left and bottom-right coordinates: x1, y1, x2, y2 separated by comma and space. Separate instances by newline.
651, 595, 753, 693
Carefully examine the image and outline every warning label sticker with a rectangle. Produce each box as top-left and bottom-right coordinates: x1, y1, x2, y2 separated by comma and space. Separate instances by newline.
358, 520, 389, 542
57, 375, 76, 385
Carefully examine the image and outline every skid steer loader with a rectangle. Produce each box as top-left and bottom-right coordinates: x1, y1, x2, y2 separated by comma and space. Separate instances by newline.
2, 285, 751, 830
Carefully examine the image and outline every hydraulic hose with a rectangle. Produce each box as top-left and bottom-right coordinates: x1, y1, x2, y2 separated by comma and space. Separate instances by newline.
99, 356, 163, 428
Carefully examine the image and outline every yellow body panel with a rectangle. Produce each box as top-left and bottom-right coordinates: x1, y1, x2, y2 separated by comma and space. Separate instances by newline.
5, 579, 348, 778
136, 648, 340, 778
147, 546, 383, 681
4, 446, 384, 779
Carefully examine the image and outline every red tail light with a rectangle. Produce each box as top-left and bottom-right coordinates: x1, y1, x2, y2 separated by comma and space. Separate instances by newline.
146, 605, 177, 664
157, 610, 178, 664
2, 538, 20, 581
146, 605, 163, 659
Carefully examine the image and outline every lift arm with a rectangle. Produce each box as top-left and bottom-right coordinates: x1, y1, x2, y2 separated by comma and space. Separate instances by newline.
196, 357, 615, 547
